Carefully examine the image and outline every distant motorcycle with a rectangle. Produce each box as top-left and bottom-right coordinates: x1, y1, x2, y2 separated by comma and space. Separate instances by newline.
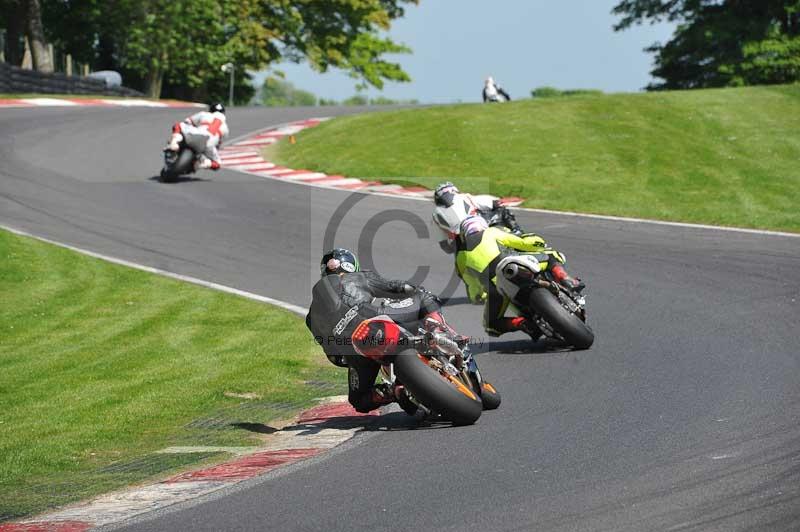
159, 144, 197, 183
352, 314, 500, 425
495, 254, 594, 349
482, 77, 511, 103
484, 92, 509, 103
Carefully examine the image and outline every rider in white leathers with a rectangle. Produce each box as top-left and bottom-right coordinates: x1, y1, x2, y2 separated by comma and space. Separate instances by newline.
431, 182, 522, 254
167, 103, 229, 170
482, 77, 511, 103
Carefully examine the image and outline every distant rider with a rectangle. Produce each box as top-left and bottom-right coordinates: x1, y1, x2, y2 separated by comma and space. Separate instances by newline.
432, 181, 522, 254
305, 248, 459, 414
482, 76, 511, 103
455, 215, 584, 339
166, 102, 229, 171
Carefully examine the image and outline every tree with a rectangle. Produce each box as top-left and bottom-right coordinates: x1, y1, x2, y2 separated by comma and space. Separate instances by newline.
2, 0, 52, 70
612, 0, 800, 89
24, 0, 53, 72
121, 0, 228, 97
36, 0, 418, 100
1, 0, 27, 66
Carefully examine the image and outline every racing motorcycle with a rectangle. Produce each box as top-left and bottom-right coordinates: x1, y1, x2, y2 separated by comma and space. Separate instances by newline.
159, 142, 197, 183
495, 253, 594, 349
351, 315, 500, 425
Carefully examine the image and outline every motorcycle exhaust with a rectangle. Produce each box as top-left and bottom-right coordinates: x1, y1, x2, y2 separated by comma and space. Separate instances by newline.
502, 263, 519, 280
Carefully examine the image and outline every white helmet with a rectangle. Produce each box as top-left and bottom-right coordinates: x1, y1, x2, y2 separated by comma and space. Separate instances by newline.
432, 191, 481, 246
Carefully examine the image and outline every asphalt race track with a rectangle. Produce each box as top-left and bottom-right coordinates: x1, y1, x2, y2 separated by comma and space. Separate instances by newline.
1, 106, 798, 532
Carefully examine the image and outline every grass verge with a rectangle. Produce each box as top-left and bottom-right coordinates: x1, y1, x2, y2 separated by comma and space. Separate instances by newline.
271, 84, 800, 232
0, 229, 341, 521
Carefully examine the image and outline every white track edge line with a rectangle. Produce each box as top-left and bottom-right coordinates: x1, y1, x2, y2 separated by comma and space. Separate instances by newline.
0, 223, 309, 316
229, 118, 800, 239
510, 206, 800, 238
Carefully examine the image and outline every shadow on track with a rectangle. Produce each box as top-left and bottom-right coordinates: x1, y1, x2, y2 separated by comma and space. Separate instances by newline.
148, 175, 210, 184
472, 337, 576, 355
440, 296, 473, 306
365, 411, 493, 432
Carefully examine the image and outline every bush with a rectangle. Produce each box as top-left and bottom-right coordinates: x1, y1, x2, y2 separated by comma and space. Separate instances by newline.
342, 94, 369, 106
531, 86, 563, 98
531, 86, 603, 98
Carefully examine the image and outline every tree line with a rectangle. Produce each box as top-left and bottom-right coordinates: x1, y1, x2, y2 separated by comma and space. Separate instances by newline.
613, 0, 800, 89
0, 0, 418, 101
258, 76, 418, 106
3, 1, 798, 101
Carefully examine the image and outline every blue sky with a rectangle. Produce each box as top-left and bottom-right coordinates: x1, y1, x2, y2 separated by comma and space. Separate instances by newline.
253, 0, 676, 104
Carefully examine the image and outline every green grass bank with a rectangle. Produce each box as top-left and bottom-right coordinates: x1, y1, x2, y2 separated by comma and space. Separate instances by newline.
272, 85, 800, 232
0, 229, 341, 521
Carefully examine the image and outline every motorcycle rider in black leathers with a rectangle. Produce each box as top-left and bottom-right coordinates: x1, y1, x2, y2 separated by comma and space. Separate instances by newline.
305, 248, 453, 414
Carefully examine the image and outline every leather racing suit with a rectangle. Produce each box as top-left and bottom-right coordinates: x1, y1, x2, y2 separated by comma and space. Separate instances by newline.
305, 270, 443, 413
169, 110, 229, 169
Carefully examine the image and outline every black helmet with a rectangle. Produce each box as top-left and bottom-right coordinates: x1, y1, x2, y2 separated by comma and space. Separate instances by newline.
209, 102, 226, 114
434, 182, 459, 207
320, 248, 360, 276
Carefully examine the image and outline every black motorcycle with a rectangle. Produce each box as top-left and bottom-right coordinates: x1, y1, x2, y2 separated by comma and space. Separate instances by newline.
495, 253, 594, 349
352, 314, 501, 425
160, 143, 197, 183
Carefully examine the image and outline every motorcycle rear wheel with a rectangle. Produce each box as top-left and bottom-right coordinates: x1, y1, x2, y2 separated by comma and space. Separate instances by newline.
528, 288, 594, 349
394, 350, 482, 426
161, 149, 195, 182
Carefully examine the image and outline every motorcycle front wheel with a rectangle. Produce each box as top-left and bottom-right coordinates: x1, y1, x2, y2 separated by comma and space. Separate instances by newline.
394, 350, 483, 426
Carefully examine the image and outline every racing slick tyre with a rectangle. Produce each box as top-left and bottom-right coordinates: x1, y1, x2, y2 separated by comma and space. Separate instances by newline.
471, 376, 502, 410
394, 349, 482, 426
174, 148, 196, 175
528, 288, 594, 350
161, 149, 195, 182
159, 167, 177, 183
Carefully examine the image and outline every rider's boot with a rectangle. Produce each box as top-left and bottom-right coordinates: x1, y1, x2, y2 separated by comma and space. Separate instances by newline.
394, 384, 433, 420
511, 317, 542, 341
550, 264, 585, 293
424, 310, 460, 338
519, 319, 543, 341
370, 383, 397, 408
489, 317, 541, 341
507, 317, 542, 342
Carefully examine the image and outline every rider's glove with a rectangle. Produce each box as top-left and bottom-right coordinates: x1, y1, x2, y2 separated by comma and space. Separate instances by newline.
416, 286, 442, 306
210, 160, 221, 171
